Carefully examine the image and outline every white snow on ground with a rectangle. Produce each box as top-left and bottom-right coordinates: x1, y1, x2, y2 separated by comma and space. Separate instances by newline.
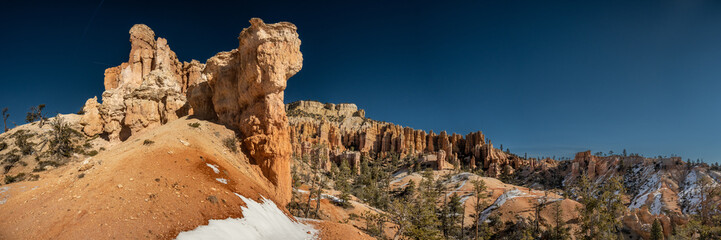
206, 163, 220, 174
390, 170, 409, 184
294, 188, 309, 194
176, 193, 317, 240
215, 178, 228, 184
649, 192, 663, 215
293, 189, 344, 204
0, 186, 9, 205
444, 172, 473, 197
677, 170, 719, 214
459, 194, 474, 203
479, 188, 526, 221
629, 173, 660, 210
322, 194, 343, 204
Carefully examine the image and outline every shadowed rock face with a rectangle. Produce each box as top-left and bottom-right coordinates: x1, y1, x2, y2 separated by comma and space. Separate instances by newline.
79, 18, 302, 206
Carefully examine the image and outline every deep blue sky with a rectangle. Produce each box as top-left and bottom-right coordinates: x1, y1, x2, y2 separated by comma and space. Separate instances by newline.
1, 0, 720, 162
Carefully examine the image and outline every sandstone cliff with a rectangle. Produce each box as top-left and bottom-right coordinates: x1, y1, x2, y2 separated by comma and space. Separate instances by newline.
286, 100, 540, 177
78, 18, 300, 206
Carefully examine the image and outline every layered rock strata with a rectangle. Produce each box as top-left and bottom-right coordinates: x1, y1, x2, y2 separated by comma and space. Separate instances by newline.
287, 100, 541, 177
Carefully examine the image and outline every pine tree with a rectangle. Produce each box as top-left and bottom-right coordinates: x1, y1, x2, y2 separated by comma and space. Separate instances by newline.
336, 160, 352, 208
533, 192, 549, 238
471, 179, 489, 240
405, 170, 442, 240
544, 201, 571, 240
441, 193, 463, 238
651, 219, 664, 240
574, 175, 626, 240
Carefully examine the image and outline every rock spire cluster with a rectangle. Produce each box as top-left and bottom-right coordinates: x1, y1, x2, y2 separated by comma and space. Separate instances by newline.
79, 18, 301, 205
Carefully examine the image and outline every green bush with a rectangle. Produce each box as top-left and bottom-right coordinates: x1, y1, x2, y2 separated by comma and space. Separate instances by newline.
34, 161, 61, 172
48, 117, 79, 158
223, 137, 238, 153
143, 139, 155, 145
14, 131, 33, 155
188, 122, 201, 128
86, 150, 98, 156
4, 172, 26, 184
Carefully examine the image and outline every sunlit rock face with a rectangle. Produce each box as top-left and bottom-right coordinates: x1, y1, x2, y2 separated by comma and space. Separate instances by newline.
84, 23, 201, 141
189, 18, 303, 206
78, 19, 302, 206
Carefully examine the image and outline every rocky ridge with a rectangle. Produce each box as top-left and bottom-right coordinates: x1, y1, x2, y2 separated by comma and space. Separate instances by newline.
287, 100, 542, 177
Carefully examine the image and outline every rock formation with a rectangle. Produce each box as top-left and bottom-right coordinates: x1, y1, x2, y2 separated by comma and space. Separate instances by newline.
287, 100, 526, 175
78, 18, 301, 206
82, 23, 204, 141
189, 18, 302, 205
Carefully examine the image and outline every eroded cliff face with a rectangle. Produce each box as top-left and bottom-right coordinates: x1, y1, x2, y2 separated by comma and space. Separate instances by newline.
82, 23, 204, 141
191, 18, 302, 205
286, 100, 541, 177
79, 18, 301, 206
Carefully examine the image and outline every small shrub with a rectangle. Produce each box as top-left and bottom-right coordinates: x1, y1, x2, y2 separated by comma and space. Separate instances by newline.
4, 153, 20, 165
188, 122, 201, 128
34, 161, 61, 172
86, 150, 98, 156
4, 172, 26, 184
223, 137, 238, 153
28, 174, 39, 181
0, 142, 6, 152
14, 131, 34, 155
78, 173, 85, 179
48, 116, 79, 158
143, 139, 155, 145
99, 147, 106, 151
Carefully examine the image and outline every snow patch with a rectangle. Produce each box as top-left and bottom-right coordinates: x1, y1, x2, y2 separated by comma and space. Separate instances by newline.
215, 178, 228, 184
480, 189, 526, 221
649, 192, 663, 215
0, 186, 9, 205
206, 163, 220, 174
176, 194, 317, 240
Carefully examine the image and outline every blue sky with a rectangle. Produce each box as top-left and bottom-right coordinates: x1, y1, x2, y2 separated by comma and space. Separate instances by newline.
1, 0, 720, 162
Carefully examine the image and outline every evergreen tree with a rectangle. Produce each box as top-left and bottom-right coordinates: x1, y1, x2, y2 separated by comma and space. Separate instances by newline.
533, 192, 549, 238
335, 160, 352, 208
471, 179, 490, 240
441, 193, 463, 238
574, 175, 626, 240
651, 219, 664, 240
404, 170, 442, 240
25, 104, 47, 126
544, 201, 571, 240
